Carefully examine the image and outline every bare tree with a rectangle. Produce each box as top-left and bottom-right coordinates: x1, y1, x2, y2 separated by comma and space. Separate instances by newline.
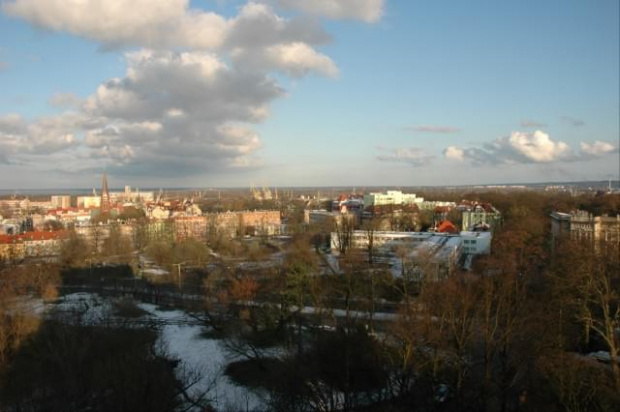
333, 214, 355, 255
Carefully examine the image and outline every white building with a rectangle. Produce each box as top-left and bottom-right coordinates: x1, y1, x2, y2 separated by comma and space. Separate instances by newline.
363, 191, 424, 208
460, 231, 492, 255
417, 200, 457, 210
330, 230, 492, 278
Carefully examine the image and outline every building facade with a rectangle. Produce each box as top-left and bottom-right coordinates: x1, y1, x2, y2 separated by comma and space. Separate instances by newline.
51, 195, 71, 209
551, 210, 620, 244
363, 191, 424, 208
330, 230, 491, 281
460, 203, 502, 231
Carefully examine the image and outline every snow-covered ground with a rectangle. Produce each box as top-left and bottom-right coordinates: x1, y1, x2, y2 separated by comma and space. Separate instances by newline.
137, 302, 263, 411
46, 293, 264, 411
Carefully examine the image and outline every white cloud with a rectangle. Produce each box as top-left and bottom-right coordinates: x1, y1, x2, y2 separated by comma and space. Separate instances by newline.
2, 0, 228, 49
580, 140, 617, 157
0, 1, 354, 179
0, 113, 27, 134
3, 0, 332, 53
376, 147, 435, 167
4, 0, 337, 80
444, 146, 464, 161
443, 131, 618, 166
505, 130, 572, 162
266, 42, 338, 77
406, 125, 461, 133
277, 0, 385, 22
0, 113, 82, 161
225, 2, 331, 50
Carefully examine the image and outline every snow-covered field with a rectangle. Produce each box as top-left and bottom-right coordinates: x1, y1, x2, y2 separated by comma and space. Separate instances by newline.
137, 302, 263, 411
47, 293, 264, 411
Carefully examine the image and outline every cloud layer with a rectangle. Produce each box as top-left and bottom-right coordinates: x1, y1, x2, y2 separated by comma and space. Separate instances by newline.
376, 147, 435, 166
406, 125, 461, 133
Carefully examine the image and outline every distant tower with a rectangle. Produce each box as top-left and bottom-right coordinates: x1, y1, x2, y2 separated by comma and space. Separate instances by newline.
100, 172, 111, 213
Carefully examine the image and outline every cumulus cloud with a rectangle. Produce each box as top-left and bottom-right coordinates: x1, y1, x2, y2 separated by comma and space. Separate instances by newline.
520, 119, 547, 128
3, 0, 332, 53
580, 140, 618, 157
4, 0, 337, 80
376, 147, 435, 167
78, 49, 283, 175
225, 2, 331, 50
504, 131, 572, 162
0, 61, 8, 71
0, 113, 81, 162
0, 1, 354, 178
0, 48, 286, 175
267, 42, 338, 77
444, 131, 618, 166
443, 146, 464, 161
561, 116, 585, 127
0, 114, 27, 135
2, 0, 227, 49
277, 0, 385, 22
406, 125, 461, 133
233, 42, 338, 77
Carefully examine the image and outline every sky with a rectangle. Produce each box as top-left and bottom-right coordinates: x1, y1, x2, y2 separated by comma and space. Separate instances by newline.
0, 0, 618, 189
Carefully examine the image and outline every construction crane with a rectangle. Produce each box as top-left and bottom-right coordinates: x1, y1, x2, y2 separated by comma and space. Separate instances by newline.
262, 186, 272, 200
251, 185, 262, 201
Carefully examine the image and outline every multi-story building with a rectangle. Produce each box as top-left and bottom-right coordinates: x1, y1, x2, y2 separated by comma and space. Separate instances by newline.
175, 210, 282, 241
174, 216, 208, 242
330, 230, 492, 281
0, 231, 69, 262
109, 186, 155, 204
460, 202, 502, 231
551, 210, 620, 244
363, 190, 424, 208
77, 196, 101, 209
239, 210, 281, 236
0, 198, 52, 215
47, 208, 93, 227
51, 195, 71, 209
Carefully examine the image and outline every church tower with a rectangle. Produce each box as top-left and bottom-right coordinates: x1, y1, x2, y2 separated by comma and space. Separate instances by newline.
100, 172, 111, 213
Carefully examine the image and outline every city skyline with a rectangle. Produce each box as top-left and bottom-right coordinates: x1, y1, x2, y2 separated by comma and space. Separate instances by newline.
0, 0, 619, 189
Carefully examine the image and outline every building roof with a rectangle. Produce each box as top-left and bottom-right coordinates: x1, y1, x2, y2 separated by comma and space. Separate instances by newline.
437, 220, 458, 233
0, 230, 69, 244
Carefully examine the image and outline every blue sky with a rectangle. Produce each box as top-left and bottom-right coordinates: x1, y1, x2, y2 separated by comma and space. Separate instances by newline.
0, 0, 618, 189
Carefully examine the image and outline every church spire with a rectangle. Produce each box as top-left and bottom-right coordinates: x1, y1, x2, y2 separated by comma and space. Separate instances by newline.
100, 172, 111, 213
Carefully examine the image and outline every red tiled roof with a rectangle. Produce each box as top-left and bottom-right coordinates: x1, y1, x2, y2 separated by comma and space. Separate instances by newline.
0, 234, 14, 244
437, 220, 458, 233
0, 230, 69, 244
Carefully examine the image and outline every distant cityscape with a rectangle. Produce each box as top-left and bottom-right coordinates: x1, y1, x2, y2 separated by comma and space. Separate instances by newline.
2, 173, 618, 277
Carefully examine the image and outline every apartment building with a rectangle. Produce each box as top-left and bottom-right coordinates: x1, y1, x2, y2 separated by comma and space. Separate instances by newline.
551, 210, 620, 243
